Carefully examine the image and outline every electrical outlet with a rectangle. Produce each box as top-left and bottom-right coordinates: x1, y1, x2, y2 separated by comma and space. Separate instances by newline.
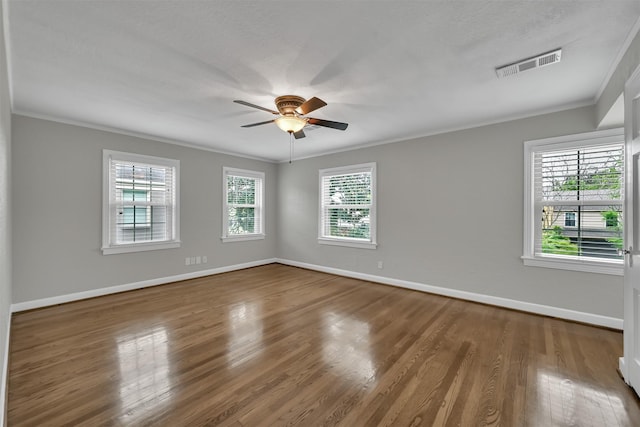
377, 261, 384, 269
203, 256, 208, 264
196, 256, 202, 264
185, 257, 191, 266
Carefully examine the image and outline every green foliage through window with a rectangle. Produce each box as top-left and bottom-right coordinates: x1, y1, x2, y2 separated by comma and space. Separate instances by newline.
542, 226, 578, 256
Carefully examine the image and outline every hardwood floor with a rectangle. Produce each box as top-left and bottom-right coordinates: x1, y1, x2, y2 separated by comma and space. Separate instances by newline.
7, 264, 640, 426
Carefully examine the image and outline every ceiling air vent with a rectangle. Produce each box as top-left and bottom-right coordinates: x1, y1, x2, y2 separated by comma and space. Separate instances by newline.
495, 48, 562, 78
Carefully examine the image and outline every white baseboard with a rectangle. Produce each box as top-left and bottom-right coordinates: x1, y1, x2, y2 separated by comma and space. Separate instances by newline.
11, 258, 278, 313
276, 258, 623, 330
10, 257, 623, 330
619, 357, 628, 384
0, 313, 10, 427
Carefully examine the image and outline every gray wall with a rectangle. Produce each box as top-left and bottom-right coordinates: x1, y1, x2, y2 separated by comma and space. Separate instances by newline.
278, 105, 624, 319
0, 1, 13, 413
12, 105, 626, 318
12, 115, 277, 303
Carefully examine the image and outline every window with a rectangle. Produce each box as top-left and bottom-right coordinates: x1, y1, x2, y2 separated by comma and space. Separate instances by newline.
564, 212, 576, 227
523, 128, 624, 275
603, 211, 619, 228
222, 167, 264, 242
102, 150, 180, 254
319, 163, 377, 249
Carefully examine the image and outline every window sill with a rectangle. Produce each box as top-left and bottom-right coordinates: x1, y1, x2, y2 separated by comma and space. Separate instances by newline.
221, 234, 265, 243
318, 237, 377, 250
521, 255, 623, 276
102, 240, 181, 255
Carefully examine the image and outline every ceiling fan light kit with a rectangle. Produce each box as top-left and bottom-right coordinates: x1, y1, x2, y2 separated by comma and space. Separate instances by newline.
234, 95, 348, 138
274, 115, 306, 133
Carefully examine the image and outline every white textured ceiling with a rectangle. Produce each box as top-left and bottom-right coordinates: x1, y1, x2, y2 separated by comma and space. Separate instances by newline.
6, 1, 640, 162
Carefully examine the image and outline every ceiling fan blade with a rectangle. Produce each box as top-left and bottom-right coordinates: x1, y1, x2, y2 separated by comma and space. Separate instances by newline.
296, 97, 327, 115
234, 100, 279, 115
241, 119, 275, 128
293, 129, 306, 139
307, 118, 348, 131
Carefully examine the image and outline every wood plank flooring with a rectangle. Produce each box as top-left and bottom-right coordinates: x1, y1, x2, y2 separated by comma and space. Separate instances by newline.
7, 264, 640, 426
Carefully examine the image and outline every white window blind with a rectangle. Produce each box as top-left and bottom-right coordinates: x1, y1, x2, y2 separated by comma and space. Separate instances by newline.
222, 167, 264, 241
103, 151, 180, 254
319, 163, 376, 249
523, 128, 624, 274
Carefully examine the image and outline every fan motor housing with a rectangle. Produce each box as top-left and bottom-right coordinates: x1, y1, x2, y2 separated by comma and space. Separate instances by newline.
275, 95, 305, 116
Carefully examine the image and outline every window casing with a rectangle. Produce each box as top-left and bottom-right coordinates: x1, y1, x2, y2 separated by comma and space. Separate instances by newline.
523, 128, 624, 275
222, 167, 265, 242
102, 150, 180, 254
319, 163, 377, 249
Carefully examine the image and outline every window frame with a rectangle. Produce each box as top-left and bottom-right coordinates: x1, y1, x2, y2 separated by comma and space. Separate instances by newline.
318, 162, 377, 250
222, 167, 265, 242
102, 150, 180, 255
522, 128, 624, 275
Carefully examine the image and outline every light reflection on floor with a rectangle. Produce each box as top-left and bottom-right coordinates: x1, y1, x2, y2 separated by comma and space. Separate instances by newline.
322, 311, 376, 383
537, 369, 624, 425
116, 326, 172, 423
227, 301, 264, 369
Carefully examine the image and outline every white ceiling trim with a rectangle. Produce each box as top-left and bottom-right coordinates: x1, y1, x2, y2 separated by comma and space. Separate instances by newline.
13, 109, 278, 163
1, 0, 14, 109
595, 15, 640, 102
279, 99, 596, 163
17, 94, 594, 167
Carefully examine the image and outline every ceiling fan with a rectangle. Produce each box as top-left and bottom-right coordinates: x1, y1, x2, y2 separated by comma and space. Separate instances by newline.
234, 95, 348, 139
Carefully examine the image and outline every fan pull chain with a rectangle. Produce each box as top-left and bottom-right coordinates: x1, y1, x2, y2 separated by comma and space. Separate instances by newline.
289, 131, 294, 164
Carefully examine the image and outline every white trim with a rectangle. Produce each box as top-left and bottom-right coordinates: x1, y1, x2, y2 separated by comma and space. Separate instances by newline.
221, 234, 265, 243
2, 0, 14, 110
13, 111, 278, 163
318, 237, 377, 250
620, 357, 628, 385
8, 257, 623, 328
0, 313, 10, 427
10, 258, 277, 313
521, 255, 623, 276
102, 241, 181, 255
276, 258, 623, 330
524, 127, 625, 150
12, 99, 593, 166
319, 162, 375, 176
620, 61, 640, 391
222, 166, 265, 181
595, 16, 640, 102
277, 101, 595, 164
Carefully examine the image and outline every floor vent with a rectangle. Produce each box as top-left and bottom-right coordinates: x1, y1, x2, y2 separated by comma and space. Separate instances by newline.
496, 48, 562, 78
